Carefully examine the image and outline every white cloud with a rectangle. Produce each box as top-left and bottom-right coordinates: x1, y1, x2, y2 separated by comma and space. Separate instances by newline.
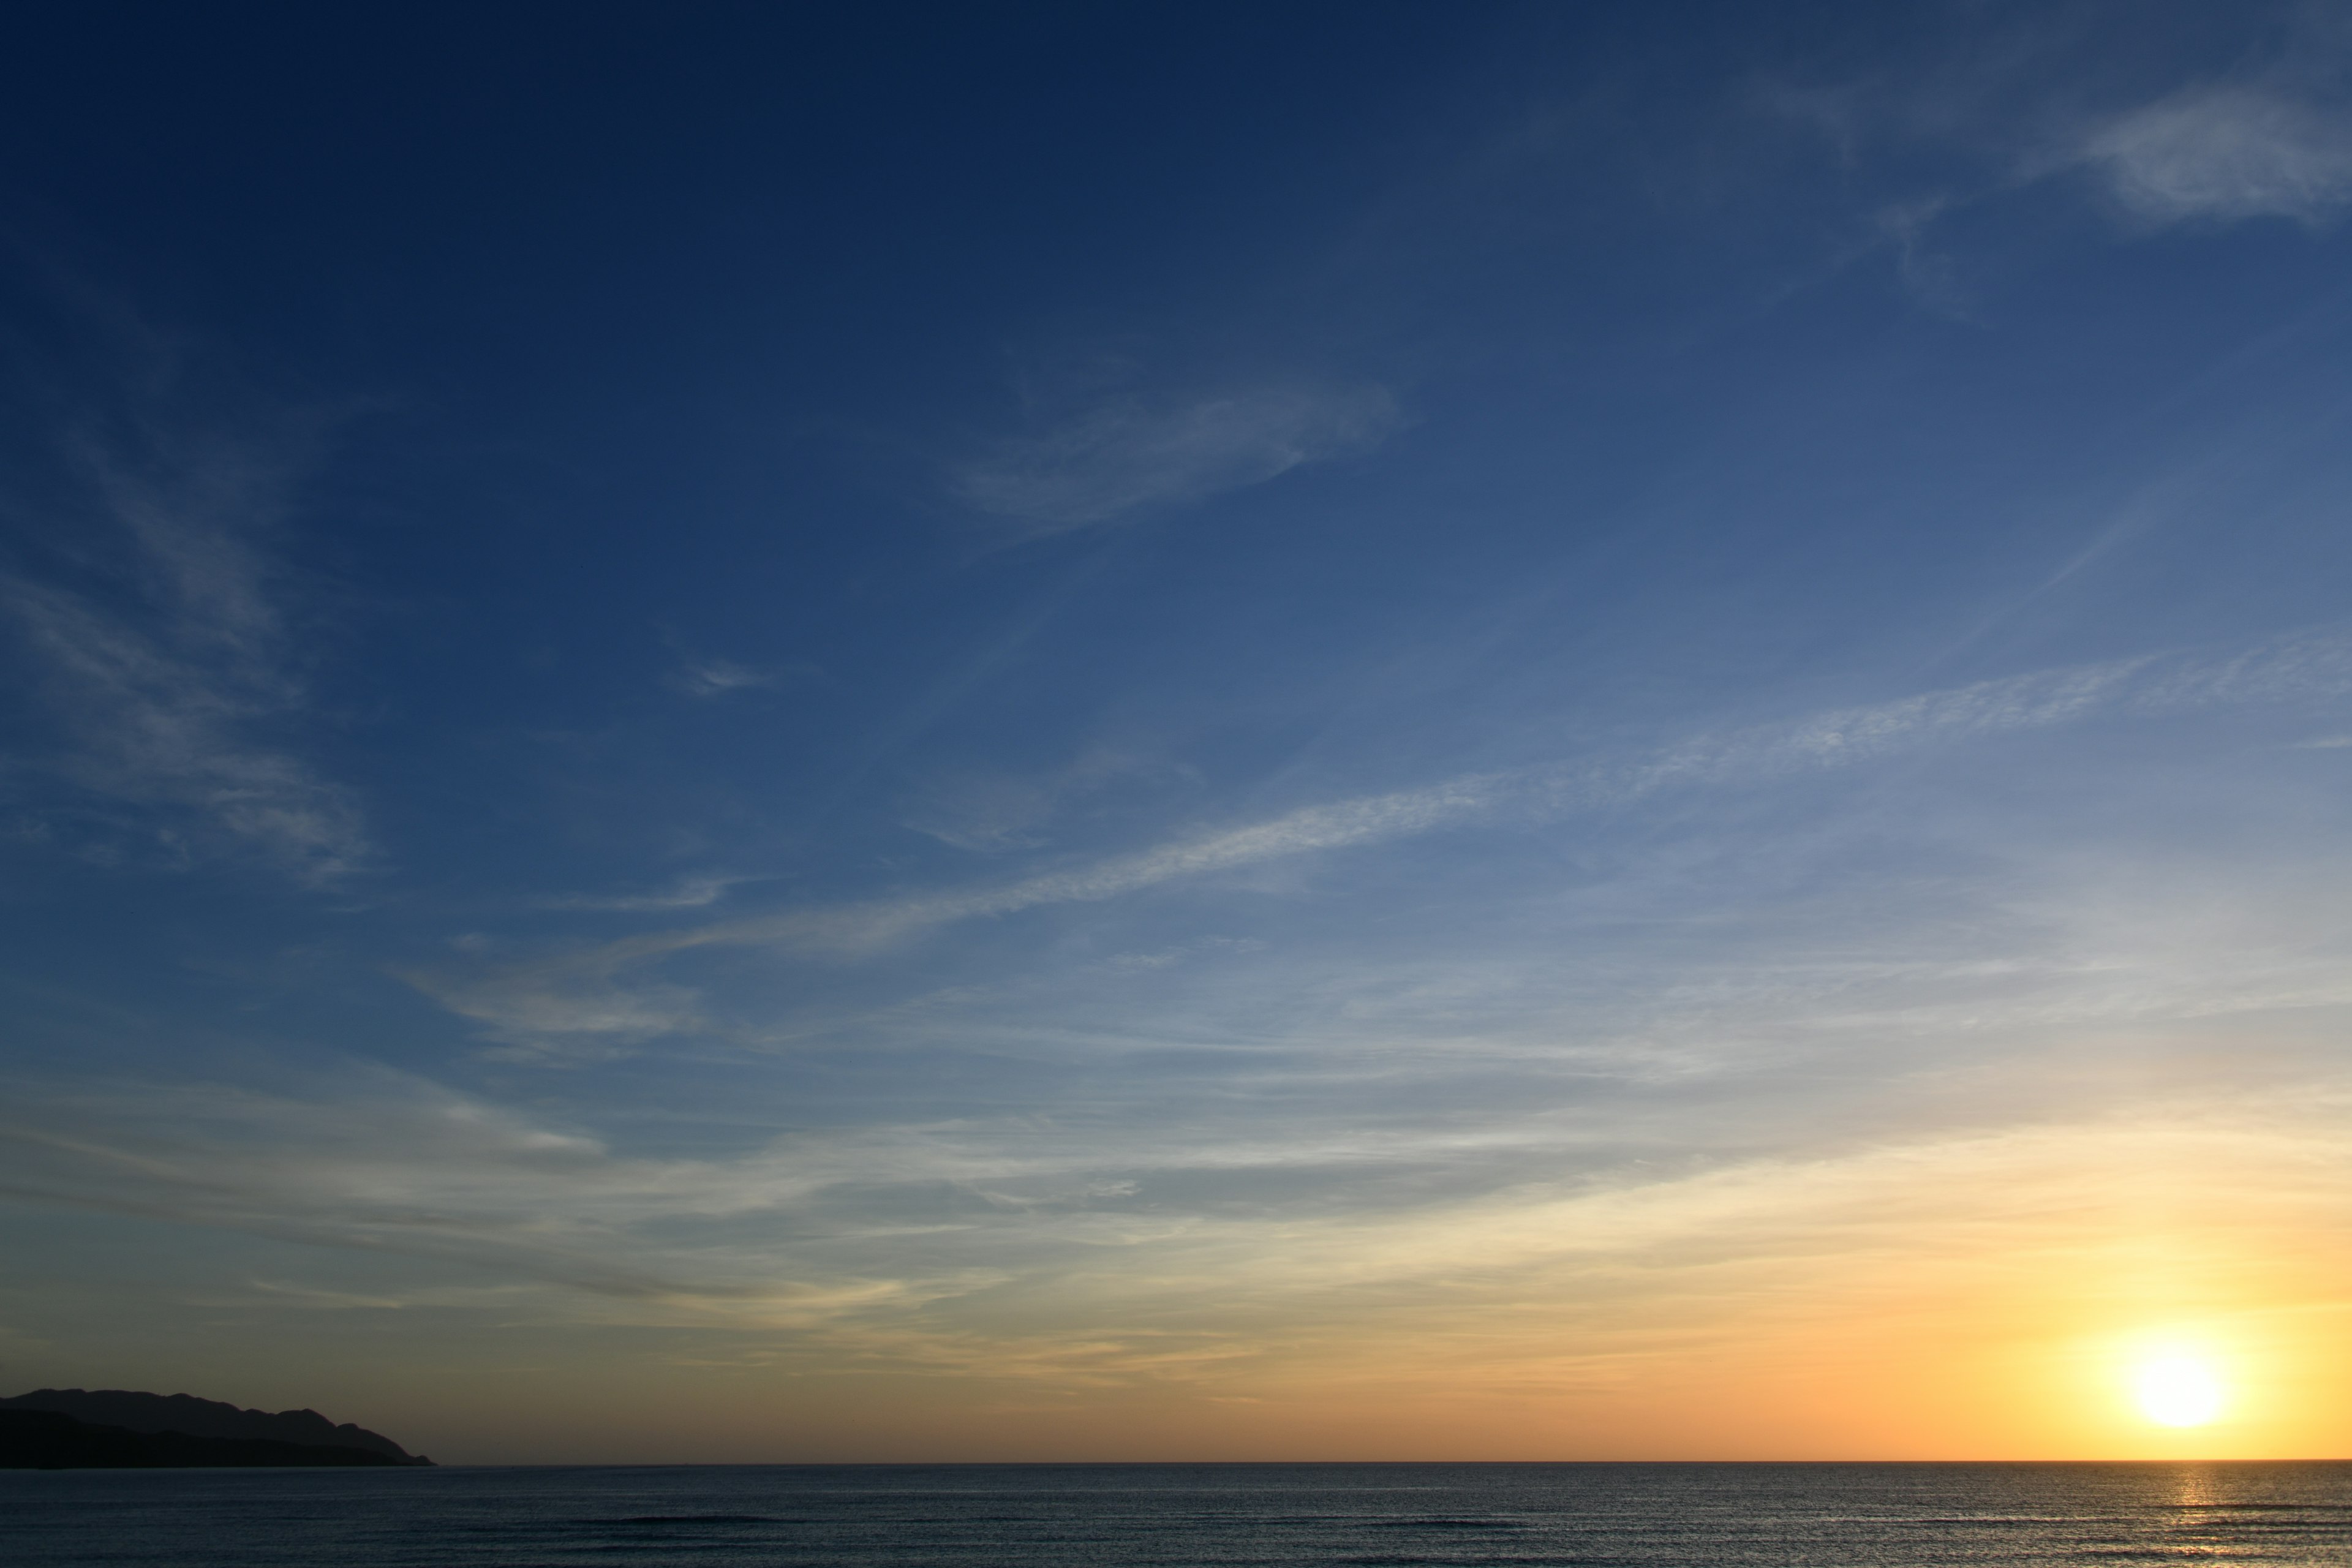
0, 1067, 1096, 1312
0, 419, 368, 882
901, 748, 1189, 853
422, 629, 2352, 1050
673, 657, 778, 698
901, 771, 1068, 854
402, 963, 706, 1058
2, 1063, 2346, 1381
1872, 194, 1969, 314
1101, 937, 1264, 974
841, 631, 2348, 930
2080, 87, 2352, 225
538, 873, 755, 912
952, 382, 1402, 535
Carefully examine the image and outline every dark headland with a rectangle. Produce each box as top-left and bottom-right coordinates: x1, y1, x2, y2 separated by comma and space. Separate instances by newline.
0, 1389, 433, 1469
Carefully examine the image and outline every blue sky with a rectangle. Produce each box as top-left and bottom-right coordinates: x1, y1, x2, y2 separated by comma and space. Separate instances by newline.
2, 2, 2351, 1460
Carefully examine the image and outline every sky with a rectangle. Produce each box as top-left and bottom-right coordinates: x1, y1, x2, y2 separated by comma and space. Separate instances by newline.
1, 1, 2350, 1464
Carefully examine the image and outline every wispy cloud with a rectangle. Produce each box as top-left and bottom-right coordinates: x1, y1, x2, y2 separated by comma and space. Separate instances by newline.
2, 1063, 2343, 1393
901, 769, 1069, 853
0, 399, 368, 882
952, 381, 1402, 535
0, 1067, 1082, 1313
420, 630, 2352, 1051
901, 748, 1193, 853
538, 873, 758, 913
1866, 192, 1980, 315
672, 657, 781, 698
1770, 23, 2352, 304
406, 965, 706, 1057
0, 1072, 719, 1301
2078, 87, 2352, 225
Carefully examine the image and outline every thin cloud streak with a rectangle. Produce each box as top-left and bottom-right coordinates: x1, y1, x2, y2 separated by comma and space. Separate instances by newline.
538, 874, 758, 913
0, 415, 368, 881
953, 382, 1403, 535
425, 630, 2352, 1047
2, 1065, 2343, 1377
673, 657, 782, 698
2080, 87, 2352, 226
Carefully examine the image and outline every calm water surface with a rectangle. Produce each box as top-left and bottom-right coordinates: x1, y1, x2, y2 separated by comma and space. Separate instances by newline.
3, 1462, 2346, 1566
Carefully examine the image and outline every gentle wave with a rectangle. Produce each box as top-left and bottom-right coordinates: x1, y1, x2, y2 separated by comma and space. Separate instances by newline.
4, 1461, 2347, 1567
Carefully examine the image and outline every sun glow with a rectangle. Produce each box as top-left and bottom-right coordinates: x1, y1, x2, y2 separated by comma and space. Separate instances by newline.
2133, 1353, 2224, 1428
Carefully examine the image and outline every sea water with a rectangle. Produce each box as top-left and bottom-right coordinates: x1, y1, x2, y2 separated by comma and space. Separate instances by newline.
2, 1461, 2346, 1566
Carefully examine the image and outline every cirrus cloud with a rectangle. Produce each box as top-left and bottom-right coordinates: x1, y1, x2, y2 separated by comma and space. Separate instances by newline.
2079, 86, 2352, 225
953, 381, 1403, 535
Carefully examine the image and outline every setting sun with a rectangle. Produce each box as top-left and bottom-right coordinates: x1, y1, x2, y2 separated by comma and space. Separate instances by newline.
2134, 1354, 2225, 1428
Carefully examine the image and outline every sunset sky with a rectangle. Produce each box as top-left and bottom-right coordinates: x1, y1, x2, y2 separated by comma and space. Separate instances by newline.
2, 2, 2350, 1464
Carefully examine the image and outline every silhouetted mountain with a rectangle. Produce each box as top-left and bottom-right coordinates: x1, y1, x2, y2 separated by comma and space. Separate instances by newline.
0, 1409, 421, 1469
0, 1390, 431, 1466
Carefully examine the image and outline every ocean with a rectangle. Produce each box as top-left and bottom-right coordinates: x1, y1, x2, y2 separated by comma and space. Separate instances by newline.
2, 1461, 2346, 1566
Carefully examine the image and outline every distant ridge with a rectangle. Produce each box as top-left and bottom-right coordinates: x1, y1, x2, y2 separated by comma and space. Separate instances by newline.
0, 1409, 417, 1469
0, 1389, 432, 1468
